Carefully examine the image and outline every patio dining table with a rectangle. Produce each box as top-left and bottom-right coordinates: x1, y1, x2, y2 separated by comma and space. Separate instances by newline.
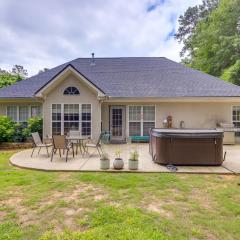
66, 136, 89, 155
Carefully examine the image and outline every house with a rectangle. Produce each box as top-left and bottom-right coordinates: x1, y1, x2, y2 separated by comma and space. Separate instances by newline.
1, 56, 240, 142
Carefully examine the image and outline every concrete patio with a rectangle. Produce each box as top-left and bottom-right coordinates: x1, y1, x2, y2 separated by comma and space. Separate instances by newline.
10, 143, 240, 174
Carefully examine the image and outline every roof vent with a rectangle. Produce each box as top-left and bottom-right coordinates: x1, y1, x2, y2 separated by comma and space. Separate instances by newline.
90, 52, 96, 66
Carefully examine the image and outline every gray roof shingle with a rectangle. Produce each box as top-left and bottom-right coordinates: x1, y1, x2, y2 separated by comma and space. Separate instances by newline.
1, 57, 240, 98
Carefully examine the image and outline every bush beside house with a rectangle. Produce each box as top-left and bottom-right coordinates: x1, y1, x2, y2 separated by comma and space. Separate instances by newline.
0, 116, 43, 149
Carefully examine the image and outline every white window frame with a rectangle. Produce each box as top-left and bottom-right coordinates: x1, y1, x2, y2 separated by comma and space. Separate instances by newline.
128, 105, 156, 136
51, 103, 92, 138
51, 104, 62, 136
6, 105, 42, 123
232, 106, 240, 127
81, 104, 92, 137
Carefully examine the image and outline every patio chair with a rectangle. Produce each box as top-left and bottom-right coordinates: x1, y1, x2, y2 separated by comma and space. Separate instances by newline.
51, 135, 74, 162
31, 132, 53, 157
85, 132, 104, 157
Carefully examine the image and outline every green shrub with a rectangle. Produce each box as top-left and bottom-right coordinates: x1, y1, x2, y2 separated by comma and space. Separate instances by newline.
23, 117, 43, 138
13, 123, 27, 142
0, 116, 15, 142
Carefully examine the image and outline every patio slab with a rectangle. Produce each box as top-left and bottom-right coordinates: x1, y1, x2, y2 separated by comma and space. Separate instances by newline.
9, 143, 240, 174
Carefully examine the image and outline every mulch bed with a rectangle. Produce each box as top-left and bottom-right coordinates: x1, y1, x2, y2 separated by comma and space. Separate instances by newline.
0, 142, 33, 150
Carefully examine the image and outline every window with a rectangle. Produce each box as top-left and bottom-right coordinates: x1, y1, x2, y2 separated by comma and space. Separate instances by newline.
7, 106, 18, 122
232, 106, 240, 127
64, 104, 79, 134
6, 106, 17, 120
19, 106, 29, 123
31, 106, 41, 117
51, 104, 92, 136
63, 87, 80, 95
82, 104, 91, 136
52, 104, 61, 135
129, 106, 155, 136
143, 106, 155, 136
129, 106, 141, 136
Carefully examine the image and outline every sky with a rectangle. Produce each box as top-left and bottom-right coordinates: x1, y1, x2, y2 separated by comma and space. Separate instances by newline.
0, 0, 201, 76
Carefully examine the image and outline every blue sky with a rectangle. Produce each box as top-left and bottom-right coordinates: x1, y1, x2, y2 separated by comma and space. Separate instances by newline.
0, 0, 201, 76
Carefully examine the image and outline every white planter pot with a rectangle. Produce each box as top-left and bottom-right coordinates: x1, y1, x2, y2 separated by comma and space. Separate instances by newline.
100, 159, 110, 170
128, 159, 138, 170
113, 158, 124, 170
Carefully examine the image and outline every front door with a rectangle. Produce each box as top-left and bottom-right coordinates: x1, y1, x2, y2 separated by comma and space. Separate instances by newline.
110, 106, 125, 141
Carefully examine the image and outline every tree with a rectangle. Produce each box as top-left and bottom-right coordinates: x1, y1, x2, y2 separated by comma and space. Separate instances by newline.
38, 68, 49, 74
12, 65, 28, 78
0, 65, 27, 88
175, 0, 219, 57
222, 60, 240, 85
175, 0, 240, 84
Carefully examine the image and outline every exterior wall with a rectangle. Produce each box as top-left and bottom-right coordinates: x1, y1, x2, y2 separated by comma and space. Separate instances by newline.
43, 74, 101, 140
102, 101, 236, 138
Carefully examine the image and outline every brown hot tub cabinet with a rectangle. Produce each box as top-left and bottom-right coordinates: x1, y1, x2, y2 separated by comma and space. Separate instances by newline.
149, 129, 224, 166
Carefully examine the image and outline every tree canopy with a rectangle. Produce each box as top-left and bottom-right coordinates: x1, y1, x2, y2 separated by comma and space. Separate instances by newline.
175, 0, 240, 85
0, 65, 28, 88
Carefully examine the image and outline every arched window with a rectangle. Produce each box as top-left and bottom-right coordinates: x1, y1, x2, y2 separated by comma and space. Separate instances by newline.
63, 87, 80, 95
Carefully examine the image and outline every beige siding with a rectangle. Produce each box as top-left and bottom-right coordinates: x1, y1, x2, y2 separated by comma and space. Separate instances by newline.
43, 75, 101, 140
102, 102, 235, 138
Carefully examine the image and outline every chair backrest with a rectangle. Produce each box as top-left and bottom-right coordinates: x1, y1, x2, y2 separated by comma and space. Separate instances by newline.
31, 132, 42, 146
68, 130, 81, 138
52, 135, 67, 149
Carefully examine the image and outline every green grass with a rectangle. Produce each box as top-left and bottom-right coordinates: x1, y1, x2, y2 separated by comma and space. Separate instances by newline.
0, 151, 240, 239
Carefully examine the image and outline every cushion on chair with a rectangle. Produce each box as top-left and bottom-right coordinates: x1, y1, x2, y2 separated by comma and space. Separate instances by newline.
36, 143, 53, 147
85, 143, 97, 147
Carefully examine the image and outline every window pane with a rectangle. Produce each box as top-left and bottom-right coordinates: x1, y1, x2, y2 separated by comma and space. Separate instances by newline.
129, 122, 141, 136
52, 104, 61, 121
31, 106, 41, 117
82, 122, 91, 136
129, 106, 141, 121
7, 106, 17, 122
82, 104, 91, 136
52, 122, 61, 135
143, 122, 155, 136
64, 104, 79, 134
63, 86, 80, 95
64, 122, 79, 135
52, 104, 61, 135
143, 106, 155, 121
19, 106, 29, 122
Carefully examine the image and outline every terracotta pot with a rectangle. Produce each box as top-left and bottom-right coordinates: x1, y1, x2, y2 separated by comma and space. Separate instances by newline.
113, 158, 124, 170
100, 159, 110, 170
128, 159, 138, 170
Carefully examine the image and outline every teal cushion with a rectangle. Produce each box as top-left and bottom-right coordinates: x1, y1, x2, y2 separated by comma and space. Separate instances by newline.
131, 136, 149, 142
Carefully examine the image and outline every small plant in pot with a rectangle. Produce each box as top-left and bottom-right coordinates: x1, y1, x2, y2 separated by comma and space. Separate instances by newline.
113, 149, 124, 170
100, 153, 110, 170
129, 150, 139, 170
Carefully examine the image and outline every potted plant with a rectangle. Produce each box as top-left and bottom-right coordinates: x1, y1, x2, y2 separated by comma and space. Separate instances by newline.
113, 149, 124, 170
129, 150, 139, 170
100, 153, 110, 170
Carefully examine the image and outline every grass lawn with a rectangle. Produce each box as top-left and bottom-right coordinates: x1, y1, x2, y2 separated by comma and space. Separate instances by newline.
0, 151, 240, 240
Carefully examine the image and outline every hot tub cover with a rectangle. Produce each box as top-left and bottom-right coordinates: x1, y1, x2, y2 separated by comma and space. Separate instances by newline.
151, 128, 224, 138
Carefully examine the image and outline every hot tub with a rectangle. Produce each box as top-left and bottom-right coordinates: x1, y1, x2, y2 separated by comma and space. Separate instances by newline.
149, 128, 224, 166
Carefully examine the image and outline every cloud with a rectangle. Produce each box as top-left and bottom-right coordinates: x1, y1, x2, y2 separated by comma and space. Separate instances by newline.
0, 0, 201, 76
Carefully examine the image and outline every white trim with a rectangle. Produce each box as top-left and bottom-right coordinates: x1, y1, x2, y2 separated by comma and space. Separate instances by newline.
35, 66, 105, 98
105, 97, 240, 103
